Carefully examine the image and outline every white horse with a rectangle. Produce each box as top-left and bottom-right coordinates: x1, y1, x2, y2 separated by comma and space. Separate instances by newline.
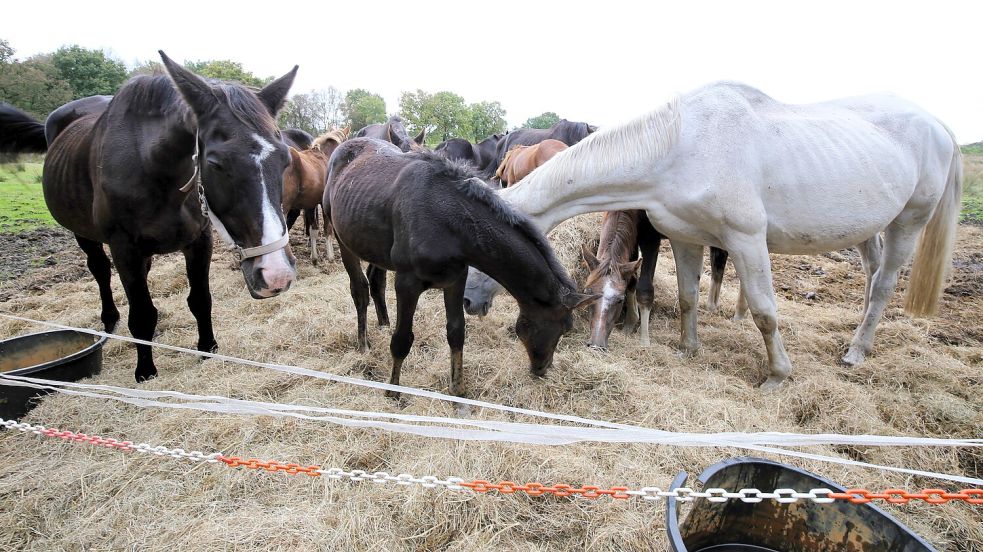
464, 82, 962, 389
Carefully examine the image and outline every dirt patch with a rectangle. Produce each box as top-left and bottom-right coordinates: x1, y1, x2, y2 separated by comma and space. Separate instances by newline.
0, 226, 88, 301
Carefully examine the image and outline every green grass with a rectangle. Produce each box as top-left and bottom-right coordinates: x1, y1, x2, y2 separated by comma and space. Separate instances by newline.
962, 154, 983, 225
0, 162, 55, 233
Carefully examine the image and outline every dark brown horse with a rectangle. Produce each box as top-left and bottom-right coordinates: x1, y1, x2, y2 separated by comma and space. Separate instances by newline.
582, 211, 733, 349
281, 128, 348, 264
483, 119, 595, 178
323, 138, 598, 398
495, 139, 568, 186
0, 51, 298, 381
353, 115, 425, 152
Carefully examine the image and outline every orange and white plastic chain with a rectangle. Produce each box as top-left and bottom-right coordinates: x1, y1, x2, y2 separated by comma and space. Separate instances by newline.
3, 418, 982, 505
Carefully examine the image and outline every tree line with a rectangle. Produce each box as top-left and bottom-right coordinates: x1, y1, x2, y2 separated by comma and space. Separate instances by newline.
0, 39, 566, 147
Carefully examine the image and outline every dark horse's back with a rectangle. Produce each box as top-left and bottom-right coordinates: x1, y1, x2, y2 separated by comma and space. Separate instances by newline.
325, 138, 480, 280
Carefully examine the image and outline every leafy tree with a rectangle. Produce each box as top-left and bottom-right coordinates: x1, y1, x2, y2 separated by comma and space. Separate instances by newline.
399, 89, 472, 145
343, 89, 387, 132
184, 59, 269, 87
278, 87, 345, 136
50, 45, 127, 97
0, 53, 73, 118
468, 101, 507, 142
128, 60, 163, 77
0, 39, 13, 64
523, 111, 560, 129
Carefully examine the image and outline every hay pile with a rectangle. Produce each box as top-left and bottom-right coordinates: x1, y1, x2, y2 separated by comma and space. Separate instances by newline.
0, 214, 981, 550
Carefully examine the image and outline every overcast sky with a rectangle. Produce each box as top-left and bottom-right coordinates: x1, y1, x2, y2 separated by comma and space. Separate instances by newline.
4, 1, 981, 141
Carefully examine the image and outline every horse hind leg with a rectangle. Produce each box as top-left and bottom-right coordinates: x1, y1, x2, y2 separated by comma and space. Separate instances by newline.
338, 242, 371, 352
725, 234, 791, 389
636, 227, 661, 347
843, 225, 921, 367
367, 264, 390, 327
707, 247, 728, 313
305, 208, 319, 265
323, 211, 335, 262
74, 235, 119, 332
857, 234, 883, 315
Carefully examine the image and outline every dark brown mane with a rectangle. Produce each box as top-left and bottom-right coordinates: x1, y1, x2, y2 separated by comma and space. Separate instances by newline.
211, 83, 278, 135
116, 74, 189, 119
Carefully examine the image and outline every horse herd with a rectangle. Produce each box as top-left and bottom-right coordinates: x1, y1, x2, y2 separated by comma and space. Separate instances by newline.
0, 52, 963, 399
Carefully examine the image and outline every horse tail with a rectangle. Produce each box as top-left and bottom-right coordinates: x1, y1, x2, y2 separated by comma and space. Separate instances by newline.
903, 131, 963, 317
0, 103, 47, 154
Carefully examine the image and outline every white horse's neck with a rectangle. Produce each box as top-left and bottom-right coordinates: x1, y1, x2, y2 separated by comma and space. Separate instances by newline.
499, 100, 682, 233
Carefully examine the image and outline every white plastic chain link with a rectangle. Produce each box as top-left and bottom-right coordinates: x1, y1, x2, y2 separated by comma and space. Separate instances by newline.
1, 416, 843, 503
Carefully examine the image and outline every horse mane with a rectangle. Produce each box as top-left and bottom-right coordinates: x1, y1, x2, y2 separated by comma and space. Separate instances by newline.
116, 74, 190, 121
585, 211, 639, 286
495, 145, 526, 180
312, 127, 349, 151
210, 83, 279, 135
525, 99, 681, 194
409, 149, 577, 292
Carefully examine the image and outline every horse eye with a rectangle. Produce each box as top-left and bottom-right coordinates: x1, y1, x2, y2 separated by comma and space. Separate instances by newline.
206, 155, 224, 171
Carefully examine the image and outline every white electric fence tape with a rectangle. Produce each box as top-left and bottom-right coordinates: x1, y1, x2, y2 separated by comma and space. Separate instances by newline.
1, 313, 981, 485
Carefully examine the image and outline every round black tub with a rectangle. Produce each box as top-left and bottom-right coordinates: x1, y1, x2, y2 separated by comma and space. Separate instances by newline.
0, 329, 106, 420
666, 457, 935, 552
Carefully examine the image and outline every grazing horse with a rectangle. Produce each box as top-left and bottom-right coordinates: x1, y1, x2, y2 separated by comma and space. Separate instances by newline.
581, 211, 734, 349
495, 139, 568, 186
484, 119, 595, 178
323, 138, 598, 397
354, 115, 425, 152
281, 128, 348, 264
465, 82, 962, 389
0, 51, 299, 382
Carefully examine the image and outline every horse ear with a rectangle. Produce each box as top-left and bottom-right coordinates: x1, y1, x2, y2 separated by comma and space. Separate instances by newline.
288, 146, 302, 164
563, 291, 602, 310
158, 50, 217, 115
619, 259, 641, 278
581, 243, 600, 271
414, 128, 426, 145
257, 65, 299, 116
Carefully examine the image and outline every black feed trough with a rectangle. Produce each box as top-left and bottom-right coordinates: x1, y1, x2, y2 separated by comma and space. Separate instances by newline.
667, 457, 935, 552
0, 330, 106, 420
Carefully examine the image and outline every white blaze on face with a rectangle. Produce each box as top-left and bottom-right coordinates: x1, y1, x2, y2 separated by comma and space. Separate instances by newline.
250, 133, 295, 294
600, 280, 620, 315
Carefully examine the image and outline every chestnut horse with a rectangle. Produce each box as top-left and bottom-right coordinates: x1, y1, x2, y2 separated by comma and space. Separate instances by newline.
581, 211, 733, 350
282, 127, 348, 264
323, 138, 598, 398
0, 52, 299, 381
495, 139, 568, 187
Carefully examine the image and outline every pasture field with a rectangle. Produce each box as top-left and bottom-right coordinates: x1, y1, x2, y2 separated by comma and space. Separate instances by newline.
0, 161, 52, 233
0, 159, 981, 550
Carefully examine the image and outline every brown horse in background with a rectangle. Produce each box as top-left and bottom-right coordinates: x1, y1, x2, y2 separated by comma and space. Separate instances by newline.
282, 128, 348, 264
582, 211, 733, 350
495, 139, 568, 187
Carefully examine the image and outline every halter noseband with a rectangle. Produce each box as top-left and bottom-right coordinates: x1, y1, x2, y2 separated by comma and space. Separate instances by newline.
179, 129, 291, 264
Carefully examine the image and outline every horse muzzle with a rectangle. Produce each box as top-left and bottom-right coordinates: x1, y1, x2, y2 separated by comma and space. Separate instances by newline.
239, 235, 296, 299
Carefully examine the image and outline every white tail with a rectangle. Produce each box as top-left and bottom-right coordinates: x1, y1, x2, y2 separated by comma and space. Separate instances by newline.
904, 139, 963, 317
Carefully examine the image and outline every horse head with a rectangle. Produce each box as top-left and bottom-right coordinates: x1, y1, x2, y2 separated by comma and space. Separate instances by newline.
159, 50, 298, 299
581, 244, 640, 350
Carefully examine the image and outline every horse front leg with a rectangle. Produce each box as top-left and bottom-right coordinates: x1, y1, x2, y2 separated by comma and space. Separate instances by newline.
323, 213, 335, 262
338, 242, 370, 351
109, 239, 158, 382
74, 234, 119, 332
386, 273, 425, 400
305, 207, 319, 265
443, 274, 468, 397
856, 234, 883, 315
182, 228, 217, 355
669, 240, 703, 355
725, 234, 791, 389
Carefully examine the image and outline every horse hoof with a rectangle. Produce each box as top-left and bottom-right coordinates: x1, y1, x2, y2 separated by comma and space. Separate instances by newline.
135, 370, 158, 383
841, 349, 866, 367
759, 376, 786, 391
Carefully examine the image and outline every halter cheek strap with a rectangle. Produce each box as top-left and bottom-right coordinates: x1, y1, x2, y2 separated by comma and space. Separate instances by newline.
179, 129, 291, 264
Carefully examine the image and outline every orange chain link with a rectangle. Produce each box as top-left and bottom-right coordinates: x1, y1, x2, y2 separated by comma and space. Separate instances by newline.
829, 488, 983, 505
458, 480, 633, 499
218, 455, 322, 477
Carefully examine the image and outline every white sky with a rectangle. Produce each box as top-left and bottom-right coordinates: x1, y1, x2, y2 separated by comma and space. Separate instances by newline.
4, 1, 982, 141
